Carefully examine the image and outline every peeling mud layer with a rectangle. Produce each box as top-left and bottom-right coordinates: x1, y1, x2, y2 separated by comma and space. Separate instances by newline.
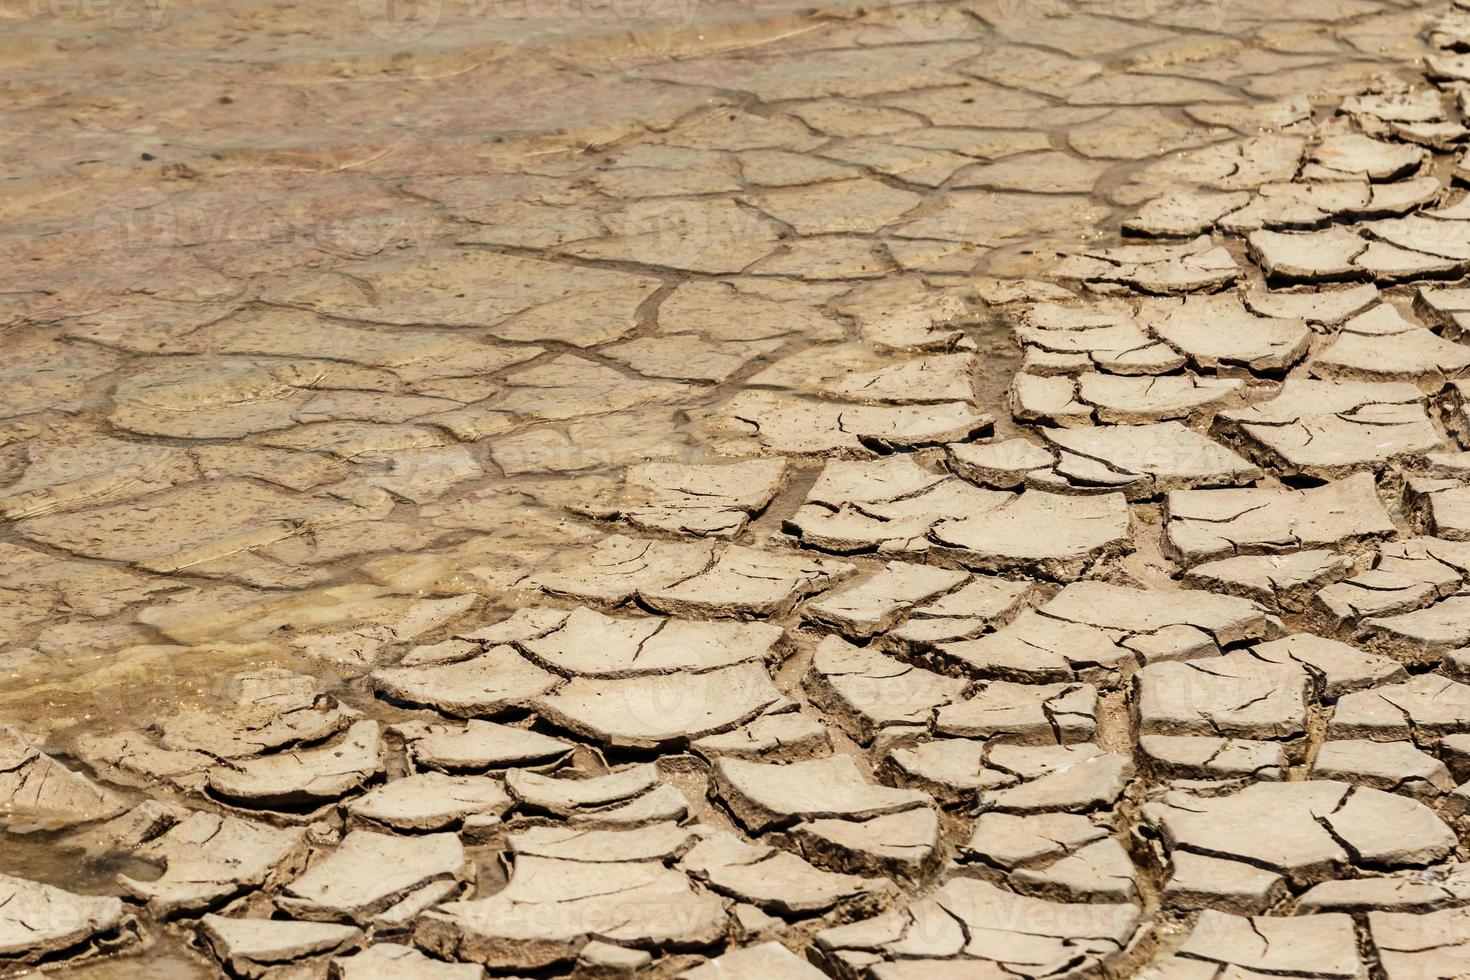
12, 0, 1470, 977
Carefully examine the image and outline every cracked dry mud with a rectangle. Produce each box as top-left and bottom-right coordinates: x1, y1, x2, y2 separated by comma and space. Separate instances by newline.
15, 2, 1470, 979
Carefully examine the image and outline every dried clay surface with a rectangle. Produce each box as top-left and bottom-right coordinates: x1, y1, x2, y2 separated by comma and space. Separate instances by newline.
9, 1, 1470, 979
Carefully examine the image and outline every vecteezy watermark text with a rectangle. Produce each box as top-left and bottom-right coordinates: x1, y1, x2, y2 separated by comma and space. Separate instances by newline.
358, 0, 700, 43
3, 0, 168, 29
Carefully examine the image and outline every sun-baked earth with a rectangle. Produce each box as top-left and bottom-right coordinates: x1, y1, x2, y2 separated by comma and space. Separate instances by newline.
7, 0, 1470, 976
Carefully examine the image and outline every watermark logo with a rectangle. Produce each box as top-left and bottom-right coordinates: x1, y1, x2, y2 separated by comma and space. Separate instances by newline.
90, 187, 177, 273
889, 0, 980, 43
358, 0, 441, 42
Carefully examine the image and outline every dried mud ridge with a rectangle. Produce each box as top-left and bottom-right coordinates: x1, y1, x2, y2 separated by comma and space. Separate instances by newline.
13, 0, 1470, 976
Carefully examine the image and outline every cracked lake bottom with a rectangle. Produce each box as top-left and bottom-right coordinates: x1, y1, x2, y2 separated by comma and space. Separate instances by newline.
8, 0, 1470, 976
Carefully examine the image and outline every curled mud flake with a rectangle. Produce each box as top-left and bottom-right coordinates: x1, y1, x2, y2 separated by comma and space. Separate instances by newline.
0, 873, 139, 970
1218, 378, 1441, 480
1370, 906, 1470, 977
1138, 735, 1287, 783
1039, 422, 1262, 501
1312, 537, 1470, 629
1075, 373, 1244, 425
979, 744, 1132, 815
946, 439, 1056, 489
792, 807, 941, 879
369, 646, 558, 718
199, 915, 360, 978
1310, 304, 1470, 386
677, 829, 893, 916
641, 548, 856, 620
62, 800, 187, 861
885, 575, 1036, 651
1016, 307, 1183, 376
0, 726, 126, 833
1406, 476, 1470, 542
334, 943, 484, 980
1185, 551, 1355, 613
1392, 120, 1470, 148
712, 755, 931, 835
1054, 235, 1240, 295
1244, 282, 1380, 326
1222, 180, 1371, 233
1311, 739, 1455, 798
1008, 837, 1138, 904
805, 561, 969, 639
1132, 650, 1310, 740
1308, 132, 1429, 181
529, 534, 854, 618
1163, 473, 1396, 567
534, 663, 784, 750
414, 849, 727, 971
505, 764, 688, 827
1362, 593, 1470, 656
276, 830, 469, 925
1146, 133, 1307, 190
345, 772, 512, 833
528, 534, 715, 607
1248, 226, 1368, 282
804, 634, 964, 746
926, 490, 1132, 579
1123, 190, 1252, 238
954, 811, 1107, 872
1141, 780, 1455, 888
945, 580, 1268, 684
507, 822, 698, 865
1328, 674, 1470, 743
1341, 88, 1445, 125
1137, 292, 1312, 373
703, 390, 993, 457
935, 681, 1098, 744
519, 606, 785, 677
118, 812, 308, 918
691, 711, 832, 765
206, 719, 383, 814
678, 942, 827, 979
814, 877, 1139, 977
785, 454, 1130, 578
1147, 910, 1361, 977
558, 458, 788, 539
1162, 852, 1288, 915
1249, 633, 1406, 697
1415, 282, 1470, 333
1298, 863, 1470, 913
1010, 373, 1091, 427
883, 738, 1015, 804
